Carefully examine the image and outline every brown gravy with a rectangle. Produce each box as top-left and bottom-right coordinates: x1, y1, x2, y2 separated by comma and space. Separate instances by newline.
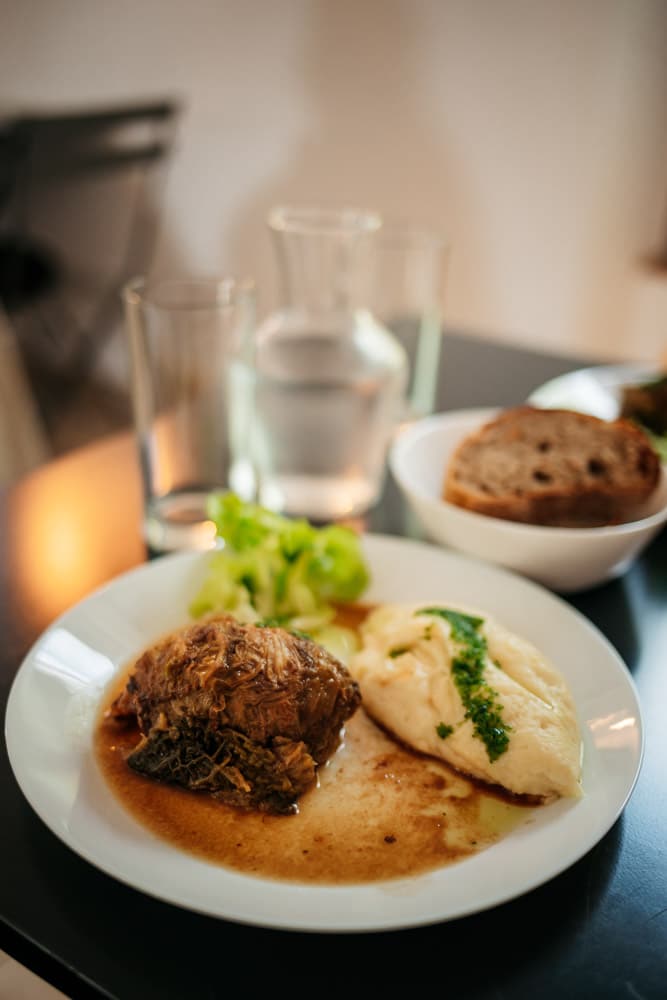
94, 605, 535, 885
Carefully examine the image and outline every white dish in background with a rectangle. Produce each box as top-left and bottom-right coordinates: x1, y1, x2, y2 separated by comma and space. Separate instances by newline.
6, 537, 643, 932
527, 362, 662, 419
389, 408, 667, 592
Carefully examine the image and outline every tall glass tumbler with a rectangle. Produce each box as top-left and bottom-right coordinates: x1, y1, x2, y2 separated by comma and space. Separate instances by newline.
123, 276, 255, 552
372, 225, 449, 422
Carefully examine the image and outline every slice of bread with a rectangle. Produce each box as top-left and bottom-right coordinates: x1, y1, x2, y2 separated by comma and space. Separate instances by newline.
443, 406, 660, 527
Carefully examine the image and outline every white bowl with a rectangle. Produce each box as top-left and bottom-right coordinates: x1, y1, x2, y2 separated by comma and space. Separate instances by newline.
389, 407, 667, 592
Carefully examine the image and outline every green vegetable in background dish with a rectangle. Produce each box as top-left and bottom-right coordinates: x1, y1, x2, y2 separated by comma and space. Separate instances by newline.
189, 492, 370, 662
645, 428, 667, 463
620, 374, 667, 461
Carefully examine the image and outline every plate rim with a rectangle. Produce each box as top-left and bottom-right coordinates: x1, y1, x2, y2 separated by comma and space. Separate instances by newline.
5, 534, 645, 932
527, 361, 663, 416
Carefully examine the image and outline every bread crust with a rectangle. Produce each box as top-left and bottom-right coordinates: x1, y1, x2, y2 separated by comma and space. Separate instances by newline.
443, 406, 660, 527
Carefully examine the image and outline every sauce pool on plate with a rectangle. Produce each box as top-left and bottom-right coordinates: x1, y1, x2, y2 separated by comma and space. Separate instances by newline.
94, 605, 535, 885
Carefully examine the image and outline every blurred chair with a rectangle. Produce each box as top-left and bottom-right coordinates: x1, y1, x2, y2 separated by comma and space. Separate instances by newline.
0, 98, 180, 462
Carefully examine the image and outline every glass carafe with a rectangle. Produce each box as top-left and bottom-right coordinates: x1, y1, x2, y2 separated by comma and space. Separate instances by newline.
228, 205, 408, 520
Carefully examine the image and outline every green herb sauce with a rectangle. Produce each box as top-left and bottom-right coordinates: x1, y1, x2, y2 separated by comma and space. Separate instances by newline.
388, 645, 412, 658
417, 608, 511, 762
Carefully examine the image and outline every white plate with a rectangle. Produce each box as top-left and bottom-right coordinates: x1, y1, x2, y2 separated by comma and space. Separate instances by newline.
527, 362, 662, 419
5, 535, 643, 932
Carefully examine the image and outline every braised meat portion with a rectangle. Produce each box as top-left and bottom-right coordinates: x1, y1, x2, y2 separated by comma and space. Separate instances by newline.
110, 615, 361, 814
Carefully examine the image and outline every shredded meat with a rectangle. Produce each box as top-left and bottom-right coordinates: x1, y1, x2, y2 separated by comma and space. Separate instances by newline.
110, 615, 361, 814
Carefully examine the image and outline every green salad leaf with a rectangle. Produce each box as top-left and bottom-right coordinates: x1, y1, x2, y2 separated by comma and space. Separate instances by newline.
646, 428, 667, 463
189, 492, 370, 661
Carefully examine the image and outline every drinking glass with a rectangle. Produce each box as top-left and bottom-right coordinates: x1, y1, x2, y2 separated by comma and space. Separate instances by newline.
372, 224, 449, 422
123, 275, 255, 552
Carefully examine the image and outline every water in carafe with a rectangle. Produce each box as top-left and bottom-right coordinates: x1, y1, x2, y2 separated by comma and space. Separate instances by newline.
228, 207, 408, 520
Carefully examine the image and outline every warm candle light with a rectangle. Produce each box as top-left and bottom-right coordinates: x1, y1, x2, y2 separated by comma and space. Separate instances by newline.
8, 435, 144, 632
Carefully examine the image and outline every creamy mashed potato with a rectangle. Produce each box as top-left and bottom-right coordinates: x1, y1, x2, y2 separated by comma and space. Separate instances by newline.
349, 603, 583, 800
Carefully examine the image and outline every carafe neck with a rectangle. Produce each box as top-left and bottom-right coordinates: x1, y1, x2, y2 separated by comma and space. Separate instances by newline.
268, 205, 381, 316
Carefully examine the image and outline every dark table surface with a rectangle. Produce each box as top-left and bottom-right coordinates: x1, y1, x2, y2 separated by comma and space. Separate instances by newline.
2, 331, 666, 999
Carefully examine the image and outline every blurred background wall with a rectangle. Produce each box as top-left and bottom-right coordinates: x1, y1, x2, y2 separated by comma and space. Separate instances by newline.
1, 0, 666, 390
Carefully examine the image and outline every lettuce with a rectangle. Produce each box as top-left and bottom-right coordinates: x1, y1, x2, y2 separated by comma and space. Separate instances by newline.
189, 492, 370, 659
646, 429, 667, 463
